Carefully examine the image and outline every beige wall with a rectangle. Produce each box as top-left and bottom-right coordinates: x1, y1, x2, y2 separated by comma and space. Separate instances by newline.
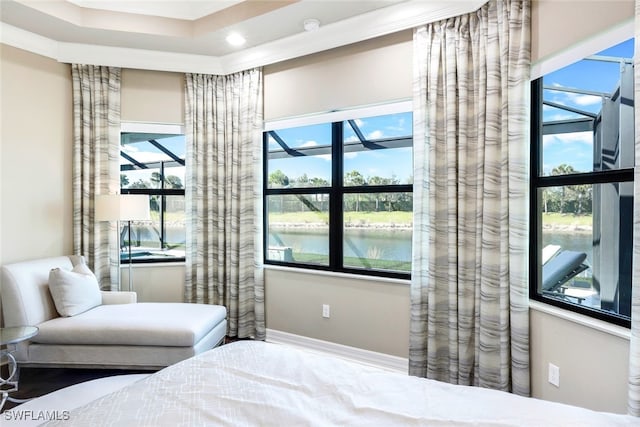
0, 45, 73, 266
531, 0, 634, 64
265, 268, 410, 357
121, 68, 184, 124
530, 308, 630, 414
264, 30, 412, 121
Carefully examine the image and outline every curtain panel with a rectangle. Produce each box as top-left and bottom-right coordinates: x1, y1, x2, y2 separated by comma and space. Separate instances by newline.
410, 0, 530, 396
184, 69, 265, 340
71, 64, 121, 291
628, 0, 640, 416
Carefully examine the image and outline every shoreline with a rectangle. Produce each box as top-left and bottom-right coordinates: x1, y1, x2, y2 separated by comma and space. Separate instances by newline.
542, 224, 592, 234
270, 222, 412, 231
270, 223, 591, 233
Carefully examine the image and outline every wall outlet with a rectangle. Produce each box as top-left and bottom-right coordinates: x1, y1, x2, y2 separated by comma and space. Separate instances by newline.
548, 363, 560, 387
322, 304, 330, 318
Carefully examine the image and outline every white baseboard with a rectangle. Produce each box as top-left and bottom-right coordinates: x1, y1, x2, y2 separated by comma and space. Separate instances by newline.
265, 329, 408, 374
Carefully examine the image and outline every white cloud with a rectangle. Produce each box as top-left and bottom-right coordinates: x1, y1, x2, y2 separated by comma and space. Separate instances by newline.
122, 145, 168, 164
542, 132, 592, 148
367, 130, 384, 140
566, 92, 601, 107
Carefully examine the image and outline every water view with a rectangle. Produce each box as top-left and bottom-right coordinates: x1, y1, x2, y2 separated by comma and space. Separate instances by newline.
269, 228, 412, 261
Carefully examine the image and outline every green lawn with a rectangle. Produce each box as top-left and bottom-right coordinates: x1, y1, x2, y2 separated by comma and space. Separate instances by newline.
542, 212, 592, 227
147, 210, 590, 229
292, 252, 411, 272
269, 211, 412, 225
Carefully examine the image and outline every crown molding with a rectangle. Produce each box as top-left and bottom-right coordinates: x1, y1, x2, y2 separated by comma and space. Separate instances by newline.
1, 1, 486, 75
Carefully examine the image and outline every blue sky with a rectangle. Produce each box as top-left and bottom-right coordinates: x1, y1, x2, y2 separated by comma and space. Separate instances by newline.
267, 112, 413, 186
541, 38, 634, 175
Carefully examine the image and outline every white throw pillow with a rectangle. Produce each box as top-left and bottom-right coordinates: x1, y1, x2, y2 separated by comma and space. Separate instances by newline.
48, 263, 102, 317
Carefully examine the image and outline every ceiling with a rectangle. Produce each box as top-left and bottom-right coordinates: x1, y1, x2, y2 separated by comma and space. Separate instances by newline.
0, 0, 487, 74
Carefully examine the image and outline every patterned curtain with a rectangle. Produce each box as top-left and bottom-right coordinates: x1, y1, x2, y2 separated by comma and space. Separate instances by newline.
628, 0, 640, 416
184, 69, 265, 340
409, 0, 531, 396
71, 65, 121, 291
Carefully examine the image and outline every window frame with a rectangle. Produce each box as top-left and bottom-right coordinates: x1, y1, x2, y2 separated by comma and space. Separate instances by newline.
263, 103, 413, 279
529, 73, 633, 328
120, 122, 186, 264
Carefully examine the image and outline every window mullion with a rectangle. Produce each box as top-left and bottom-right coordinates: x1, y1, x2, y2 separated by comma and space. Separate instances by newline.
160, 161, 166, 251
330, 121, 344, 270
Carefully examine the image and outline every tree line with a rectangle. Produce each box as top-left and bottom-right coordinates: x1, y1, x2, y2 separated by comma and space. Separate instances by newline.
121, 172, 184, 190
543, 164, 592, 215
268, 169, 413, 213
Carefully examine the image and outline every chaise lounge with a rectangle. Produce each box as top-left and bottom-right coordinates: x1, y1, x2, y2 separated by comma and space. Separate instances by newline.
1, 255, 227, 369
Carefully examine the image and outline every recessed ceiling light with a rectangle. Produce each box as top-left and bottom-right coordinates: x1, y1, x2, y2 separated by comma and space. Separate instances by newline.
303, 18, 320, 32
226, 33, 246, 47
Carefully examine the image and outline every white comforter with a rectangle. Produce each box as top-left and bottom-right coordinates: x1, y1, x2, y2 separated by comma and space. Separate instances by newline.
43, 341, 637, 426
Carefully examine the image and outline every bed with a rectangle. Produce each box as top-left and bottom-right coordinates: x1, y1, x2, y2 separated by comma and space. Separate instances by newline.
8, 341, 638, 426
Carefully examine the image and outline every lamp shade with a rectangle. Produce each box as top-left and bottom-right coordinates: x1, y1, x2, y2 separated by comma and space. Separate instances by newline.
119, 195, 151, 221
95, 194, 150, 221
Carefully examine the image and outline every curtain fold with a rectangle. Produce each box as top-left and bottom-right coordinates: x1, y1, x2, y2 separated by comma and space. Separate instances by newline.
628, 0, 640, 416
71, 64, 121, 291
184, 69, 265, 340
409, 0, 530, 396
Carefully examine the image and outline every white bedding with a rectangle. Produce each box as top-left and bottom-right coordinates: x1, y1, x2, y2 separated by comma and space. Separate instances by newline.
40, 341, 637, 426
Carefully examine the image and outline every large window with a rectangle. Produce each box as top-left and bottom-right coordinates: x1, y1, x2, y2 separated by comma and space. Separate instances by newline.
120, 124, 186, 263
264, 104, 413, 278
530, 38, 634, 326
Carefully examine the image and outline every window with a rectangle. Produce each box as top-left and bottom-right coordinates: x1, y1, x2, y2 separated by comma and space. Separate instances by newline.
264, 104, 413, 278
120, 124, 186, 263
530, 38, 634, 326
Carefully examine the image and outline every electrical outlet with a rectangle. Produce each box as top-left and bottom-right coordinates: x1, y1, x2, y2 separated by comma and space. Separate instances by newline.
322, 304, 330, 318
548, 363, 560, 387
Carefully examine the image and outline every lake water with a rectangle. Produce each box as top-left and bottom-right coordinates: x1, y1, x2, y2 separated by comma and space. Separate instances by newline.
542, 232, 593, 265
269, 228, 412, 261
269, 229, 593, 264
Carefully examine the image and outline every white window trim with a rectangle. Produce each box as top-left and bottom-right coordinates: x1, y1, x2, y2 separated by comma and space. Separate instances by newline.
529, 300, 631, 340
265, 99, 412, 131
121, 122, 184, 134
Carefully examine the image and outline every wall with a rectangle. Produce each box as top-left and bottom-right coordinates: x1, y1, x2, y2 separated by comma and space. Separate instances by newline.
531, 0, 634, 64
264, 30, 412, 121
530, 306, 630, 413
265, 268, 410, 357
0, 45, 73, 266
121, 68, 184, 124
